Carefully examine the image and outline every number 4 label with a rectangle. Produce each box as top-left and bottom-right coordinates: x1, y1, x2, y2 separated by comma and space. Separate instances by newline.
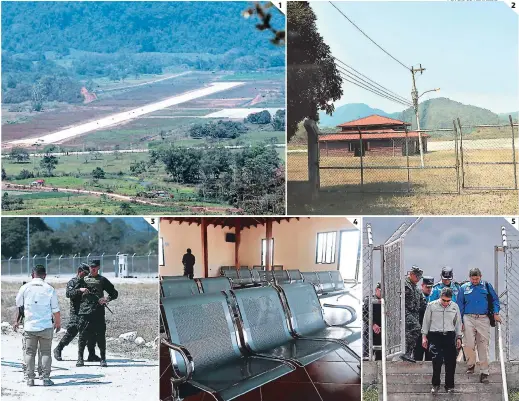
346, 217, 361, 229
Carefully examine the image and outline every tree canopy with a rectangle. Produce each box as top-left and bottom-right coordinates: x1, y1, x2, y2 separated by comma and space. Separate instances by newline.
287, 1, 343, 142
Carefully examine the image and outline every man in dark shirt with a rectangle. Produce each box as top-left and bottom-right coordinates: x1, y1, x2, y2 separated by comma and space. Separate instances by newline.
77, 260, 118, 367
53, 264, 100, 362
363, 282, 382, 360
182, 249, 195, 279
415, 276, 434, 361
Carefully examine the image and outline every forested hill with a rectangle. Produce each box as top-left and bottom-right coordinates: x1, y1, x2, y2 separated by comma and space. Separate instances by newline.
318, 98, 517, 128
2, 2, 284, 56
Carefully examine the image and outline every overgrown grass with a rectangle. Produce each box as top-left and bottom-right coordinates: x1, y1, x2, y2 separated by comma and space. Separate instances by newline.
1, 281, 159, 360
218, 70, 285, 81
510, 389, 519, 401
363, 384, 378, 401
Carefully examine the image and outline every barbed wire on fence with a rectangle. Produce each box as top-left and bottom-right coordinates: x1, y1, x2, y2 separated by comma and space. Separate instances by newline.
1, 253, 159, 278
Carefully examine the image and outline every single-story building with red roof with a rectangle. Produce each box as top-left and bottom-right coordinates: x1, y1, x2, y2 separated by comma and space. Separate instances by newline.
319, 115, 428, 157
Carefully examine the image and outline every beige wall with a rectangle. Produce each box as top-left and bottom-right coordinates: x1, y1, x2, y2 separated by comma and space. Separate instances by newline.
239, 218, 357, 271
160, 217, 358, 277
160, 220, 235, 277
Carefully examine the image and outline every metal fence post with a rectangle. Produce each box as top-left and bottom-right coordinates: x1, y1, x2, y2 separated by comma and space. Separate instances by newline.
148, 251, 151, 278
357, 126, 364, 189
453, 121, 460, 194
404, 124, 410, 193
457, 118, 465, 189
59, 255, 62, 276
8, 257, 12, 276
20, 256, 24, 276
87, 253, 91, 264
45, 254, 49, 271
32, 255, 37, 272
132, 253, 136, 276
509, 115, 518, 190
101, 253, 105, 274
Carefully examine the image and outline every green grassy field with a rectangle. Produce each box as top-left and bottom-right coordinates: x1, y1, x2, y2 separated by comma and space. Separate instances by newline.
219, 70, 285, 81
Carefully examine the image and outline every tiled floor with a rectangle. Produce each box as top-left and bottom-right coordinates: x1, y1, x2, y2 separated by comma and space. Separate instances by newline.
160, 346, 361, 401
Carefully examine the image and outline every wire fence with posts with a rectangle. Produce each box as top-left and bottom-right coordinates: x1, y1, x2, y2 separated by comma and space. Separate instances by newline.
288, 116, 518, 195
1, 253, 159, 278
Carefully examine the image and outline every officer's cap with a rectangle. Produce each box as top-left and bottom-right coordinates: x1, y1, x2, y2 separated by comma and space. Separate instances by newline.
409, 265, 423, 278
422, 276, 434, 286
376, 282, 381, 289
89, 259, 101, 268
441, 266, 453, 280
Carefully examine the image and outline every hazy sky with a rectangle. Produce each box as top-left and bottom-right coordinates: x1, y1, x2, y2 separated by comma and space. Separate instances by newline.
312, 2, 518, 113
364, 217, 517, 291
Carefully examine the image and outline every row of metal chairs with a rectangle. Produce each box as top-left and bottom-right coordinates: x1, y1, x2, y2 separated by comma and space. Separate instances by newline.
161, 276, 232, 298
161, 282, 360, 401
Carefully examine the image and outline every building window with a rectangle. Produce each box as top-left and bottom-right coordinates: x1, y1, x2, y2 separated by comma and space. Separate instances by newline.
316, 231, 337, 264
261, 238, 274, 266
159, 237, 165, 266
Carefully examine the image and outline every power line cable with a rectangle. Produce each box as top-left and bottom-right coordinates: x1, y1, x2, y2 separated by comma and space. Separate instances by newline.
338, 71, 413, 108
334, 57, 412, 104
329, 1, 411, 71
336, 64, 412, 107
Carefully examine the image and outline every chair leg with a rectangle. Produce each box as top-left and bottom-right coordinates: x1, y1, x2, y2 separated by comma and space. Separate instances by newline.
170, 378, 182, 401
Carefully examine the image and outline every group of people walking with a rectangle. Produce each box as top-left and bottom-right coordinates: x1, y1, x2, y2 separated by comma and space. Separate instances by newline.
14, 261, 118, 386
365, 265, 500, 394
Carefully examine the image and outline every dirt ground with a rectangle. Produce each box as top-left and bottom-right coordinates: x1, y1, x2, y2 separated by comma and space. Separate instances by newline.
1, 280, 158, 360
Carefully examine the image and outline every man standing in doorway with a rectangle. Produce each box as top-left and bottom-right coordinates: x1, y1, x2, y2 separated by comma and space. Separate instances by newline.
401, 265, 427, 363
53, 263, 100, 362
363, 282, 382, 361
422, 287, 462, 394
182, 248, 195, 279
15, 265, 61, 386
457, 268, 501, 384
415, 276, 434, 361
77, 260, 118, 367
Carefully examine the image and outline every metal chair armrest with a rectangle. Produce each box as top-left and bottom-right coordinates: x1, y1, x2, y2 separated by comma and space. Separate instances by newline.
161, 338, 195, 383
322, 304, 358, 326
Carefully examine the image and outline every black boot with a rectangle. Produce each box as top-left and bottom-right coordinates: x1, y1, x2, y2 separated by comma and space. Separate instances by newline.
86, 352, 101, 362
53, 344, 64, 361
76, 348, 85, 367
100, 348, 107, 367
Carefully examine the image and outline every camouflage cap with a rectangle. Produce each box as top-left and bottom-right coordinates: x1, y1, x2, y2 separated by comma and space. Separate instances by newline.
78, 263, 90, 273
376, 282, 381, 289
89, 259, 101, 268
422, 276, 434, 286
409, 265, 423, 278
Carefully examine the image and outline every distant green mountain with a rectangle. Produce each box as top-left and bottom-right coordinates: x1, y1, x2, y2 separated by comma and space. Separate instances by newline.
319, 98, 517, 129
318, 103, 390, 127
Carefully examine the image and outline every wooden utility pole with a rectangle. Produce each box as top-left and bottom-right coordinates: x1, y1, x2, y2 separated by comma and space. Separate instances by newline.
411, 65, 426, 168
201, 218, 208, 277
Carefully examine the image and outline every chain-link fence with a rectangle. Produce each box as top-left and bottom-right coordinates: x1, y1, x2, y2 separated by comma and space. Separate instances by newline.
288, 117, 518, 194
362, 223, 374, 360
502, 228, 519, 362
1, 253, 158, 278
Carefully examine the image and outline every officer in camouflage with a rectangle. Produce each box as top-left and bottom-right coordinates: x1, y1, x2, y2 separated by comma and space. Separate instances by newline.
77, 260, 118, 367
401, 265, 427, 363
53, 263, 100, 362
414, 276, 434, 361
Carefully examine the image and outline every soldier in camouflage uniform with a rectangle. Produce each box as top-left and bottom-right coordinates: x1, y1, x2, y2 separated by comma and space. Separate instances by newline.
401, 265, 427, 362
53, 264, 100, 362
76, 260, 118, 367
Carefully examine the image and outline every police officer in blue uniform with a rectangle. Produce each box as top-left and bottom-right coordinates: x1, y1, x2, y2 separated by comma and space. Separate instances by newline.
415, 276, 434, 361
429, 267, 461, 303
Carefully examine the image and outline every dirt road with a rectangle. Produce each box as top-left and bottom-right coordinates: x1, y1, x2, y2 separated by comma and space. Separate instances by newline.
1, 333, 158, 401
2, 183, 239, 213
9, 81, 245, 146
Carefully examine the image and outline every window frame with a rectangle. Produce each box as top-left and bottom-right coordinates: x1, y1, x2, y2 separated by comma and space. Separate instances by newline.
315, 231, 337, 264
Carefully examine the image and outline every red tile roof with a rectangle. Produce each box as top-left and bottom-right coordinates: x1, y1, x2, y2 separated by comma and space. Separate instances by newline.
319, 131, 428, 142
337, 114, 411, 127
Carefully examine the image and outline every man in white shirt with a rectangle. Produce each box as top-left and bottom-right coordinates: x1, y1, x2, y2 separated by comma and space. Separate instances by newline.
15, 265, 61, 386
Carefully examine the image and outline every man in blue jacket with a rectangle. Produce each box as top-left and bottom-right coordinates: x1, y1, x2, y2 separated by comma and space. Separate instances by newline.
457, 268, 501, 384
430, 266, 461, 303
